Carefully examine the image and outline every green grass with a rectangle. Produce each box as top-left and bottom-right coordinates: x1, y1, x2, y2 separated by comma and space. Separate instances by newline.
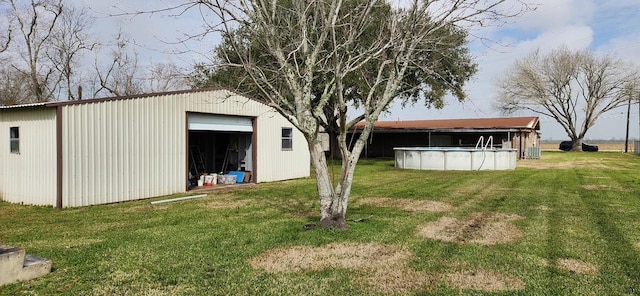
1, 152, 640, 295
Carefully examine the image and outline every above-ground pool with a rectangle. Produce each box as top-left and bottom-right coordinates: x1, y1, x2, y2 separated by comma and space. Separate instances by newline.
394, 147, 517, 171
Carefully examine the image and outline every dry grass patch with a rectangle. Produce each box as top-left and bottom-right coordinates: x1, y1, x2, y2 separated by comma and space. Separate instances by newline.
557, 258, 598, 275
539, 258, 550, 267
445, 269, 525, 292
249, 242, 413, 272
249, 242, 436, 294
357, 197, 453, 212
356, 267, 436, 295
416, 212, 524, 245
635, 242, 640, 250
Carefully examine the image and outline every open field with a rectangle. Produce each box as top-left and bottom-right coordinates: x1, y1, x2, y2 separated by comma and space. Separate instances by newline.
539, 141, 634, 152
1, 152, 640, 295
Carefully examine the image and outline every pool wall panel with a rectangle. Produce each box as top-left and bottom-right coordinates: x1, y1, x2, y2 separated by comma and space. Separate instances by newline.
394, 147, 517, 171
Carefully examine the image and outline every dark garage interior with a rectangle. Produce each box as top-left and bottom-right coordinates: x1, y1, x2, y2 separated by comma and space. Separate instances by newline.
188, 130, 252, 178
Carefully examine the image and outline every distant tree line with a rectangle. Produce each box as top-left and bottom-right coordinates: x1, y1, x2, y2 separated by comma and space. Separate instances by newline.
0, 0, 188, 106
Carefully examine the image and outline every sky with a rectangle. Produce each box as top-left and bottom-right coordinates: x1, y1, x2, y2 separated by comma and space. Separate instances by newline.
70, 0, 640, 140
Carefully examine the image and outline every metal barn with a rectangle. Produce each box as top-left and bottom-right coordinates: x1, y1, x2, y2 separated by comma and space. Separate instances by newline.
0, 88, 310, 208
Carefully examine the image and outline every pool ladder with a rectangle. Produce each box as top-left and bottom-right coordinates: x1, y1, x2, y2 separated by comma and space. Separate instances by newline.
475, 136, 494, 150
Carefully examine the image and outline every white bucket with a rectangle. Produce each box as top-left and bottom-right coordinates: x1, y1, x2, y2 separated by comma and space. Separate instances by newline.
204, 175, 214, 186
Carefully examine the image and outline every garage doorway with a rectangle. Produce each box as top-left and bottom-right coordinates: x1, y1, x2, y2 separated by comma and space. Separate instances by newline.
187, 113, 254, 189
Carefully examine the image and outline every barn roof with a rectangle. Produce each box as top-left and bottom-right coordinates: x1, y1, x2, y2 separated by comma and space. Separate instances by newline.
0, 87, 262, 109
0, 102, 47, 109
353, 116, 540, 132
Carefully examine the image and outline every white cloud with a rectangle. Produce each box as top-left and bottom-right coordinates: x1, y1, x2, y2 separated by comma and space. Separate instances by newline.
511, 25, 593, 54
465, 25, 593, 103
596, 34, 640, 66
508, 0, 595, 32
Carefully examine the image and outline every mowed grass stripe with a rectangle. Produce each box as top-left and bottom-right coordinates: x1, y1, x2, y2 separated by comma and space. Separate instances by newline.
575, 170, 640, 294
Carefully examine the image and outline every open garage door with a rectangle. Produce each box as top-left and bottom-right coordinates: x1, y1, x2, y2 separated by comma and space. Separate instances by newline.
188, 113, 253, 132
187, 113, 254, 188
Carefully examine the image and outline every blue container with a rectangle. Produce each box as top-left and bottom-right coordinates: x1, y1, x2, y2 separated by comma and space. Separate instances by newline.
227, 171, 245, 183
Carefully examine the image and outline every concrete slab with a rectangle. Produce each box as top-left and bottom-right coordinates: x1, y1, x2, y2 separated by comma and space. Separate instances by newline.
0, 245, 52, 286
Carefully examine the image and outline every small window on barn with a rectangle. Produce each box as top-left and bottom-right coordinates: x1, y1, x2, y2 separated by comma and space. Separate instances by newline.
9, 127, 19, 154
282, 128, 293, 150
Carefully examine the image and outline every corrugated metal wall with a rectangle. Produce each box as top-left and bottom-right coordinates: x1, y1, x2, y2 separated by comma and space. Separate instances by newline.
62, 95, 185, 207
0, 108, 57, 206
61, 89, 309, 207
255, 114, 310, 181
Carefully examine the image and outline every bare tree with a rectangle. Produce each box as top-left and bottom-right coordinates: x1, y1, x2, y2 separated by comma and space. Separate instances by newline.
176, 0, 527, 229
49, 4, 95, 100
3, 0, 64, 102
0, 0, 94, 103
92, 31, 189, 97
496, 47, 639, 151
93, 31, 143, 97
0, 21, 10, 53
0, 64, 32, 105
145, 62, 189, 92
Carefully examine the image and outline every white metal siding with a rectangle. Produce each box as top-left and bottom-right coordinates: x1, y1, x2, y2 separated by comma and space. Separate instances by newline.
62, 96, 185, 207
0, 108, 57, 206
61, 89, 309, 207
255, 114, 310, 182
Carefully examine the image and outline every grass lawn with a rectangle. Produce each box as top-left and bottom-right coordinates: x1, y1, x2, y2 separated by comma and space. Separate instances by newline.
1, 151, 640, 295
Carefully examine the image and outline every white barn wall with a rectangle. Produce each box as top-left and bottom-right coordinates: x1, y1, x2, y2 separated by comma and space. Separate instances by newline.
61, 89, 310, 207
62, 95, 185, 207
0, 108, 57, 206
255, 113, 310, 182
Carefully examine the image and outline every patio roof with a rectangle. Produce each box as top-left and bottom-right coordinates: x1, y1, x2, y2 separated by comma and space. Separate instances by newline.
353, 117, 540, 132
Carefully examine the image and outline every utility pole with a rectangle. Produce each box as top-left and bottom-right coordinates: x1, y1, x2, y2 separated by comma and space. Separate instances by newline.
625, 95, 631, 153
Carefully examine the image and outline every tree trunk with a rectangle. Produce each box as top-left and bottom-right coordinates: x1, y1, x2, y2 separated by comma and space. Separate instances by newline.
571, 138, 583, 151
308, 139, 350, 230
